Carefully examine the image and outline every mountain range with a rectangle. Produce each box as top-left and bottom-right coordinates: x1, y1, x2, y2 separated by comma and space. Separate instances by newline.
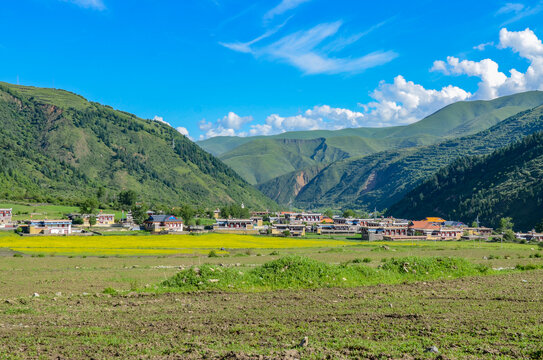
198, 91, 543, 210
0, 82, 276, 209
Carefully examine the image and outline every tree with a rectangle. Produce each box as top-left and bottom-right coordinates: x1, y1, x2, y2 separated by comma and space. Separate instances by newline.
471, 221, 478, 228
131, 205, 148, 225
72, 217, 84, 225
323, 209, 334, 218
97, 187, 106, 202
88, 215, 97, 228
118, 190, 138, 209
79, 198, 98, 215
535, 219, 543, 233
342, 209, 357, 218
179, 204, 196, 226
498, 217, 514, 233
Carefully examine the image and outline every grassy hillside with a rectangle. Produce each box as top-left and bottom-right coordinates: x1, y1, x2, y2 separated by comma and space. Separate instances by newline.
0, 82, 276, 209
198, 91, 543, 187
293, 105, 543, 211
388, 132, 543, 230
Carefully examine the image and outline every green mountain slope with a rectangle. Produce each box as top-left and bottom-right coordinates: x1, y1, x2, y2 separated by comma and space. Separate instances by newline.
198, 91, 543, 187
0, 82, 276, 209
292, 105, 543, 211
388, 133, 543, 231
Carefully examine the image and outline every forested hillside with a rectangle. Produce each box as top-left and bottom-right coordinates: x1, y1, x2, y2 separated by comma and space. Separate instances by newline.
388, 133, 543, 230
0, 82, 276, 209
291, 105, 543, 211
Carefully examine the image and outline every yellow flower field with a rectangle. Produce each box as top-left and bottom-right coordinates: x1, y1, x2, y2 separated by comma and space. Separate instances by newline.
0, 233, 354, 256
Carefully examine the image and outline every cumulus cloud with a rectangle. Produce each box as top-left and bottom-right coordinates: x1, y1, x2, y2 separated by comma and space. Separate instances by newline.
153, 115, 171, 127
198, 112, 253, 139
432, 28, 543, 99
176, 127, 192, 140
62, 0, 106, 10
359, 76, 471, 126
222, 21, 397, 75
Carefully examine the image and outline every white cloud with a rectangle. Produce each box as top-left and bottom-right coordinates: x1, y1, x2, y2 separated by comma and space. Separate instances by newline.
497, 3, 525, 14
63, 0, 106, 10
359, 76, 471, 126
496, 2, 543, 24
222, 21, 397, 75
198, 112, 252, 139
432, 28, 543, 99
152, 115, 172, 127
473, 42, 494, 51
176, 127, 192, 140
264, 0, 311, 21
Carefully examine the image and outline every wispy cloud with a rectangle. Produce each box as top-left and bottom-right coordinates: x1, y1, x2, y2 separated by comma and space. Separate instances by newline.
496, 2, 543, 25
220, 18, 291, 53
264, 0, 312, 21
221, 21, 397, 75
62, 0, 106, 10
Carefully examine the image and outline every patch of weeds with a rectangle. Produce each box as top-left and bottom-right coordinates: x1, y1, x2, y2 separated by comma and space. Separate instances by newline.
129, 280, 139, 291
98, 255, 109, 259
208, 250, 219, 258
4, 308, 36, 315
256, 253, 262, 256
487, 254, 502, 260
160, 255, 492, 292
68, 255, 74, 258
515, 264, 543, 271
321, 248, 344, 253
269, 251, 280, 256
102, 287, 118, 295
37, 254, 45, 258
233, 253, 248, 257
245, 249, 253, 256
529, 253, 542, 258
12, 253, 23, 258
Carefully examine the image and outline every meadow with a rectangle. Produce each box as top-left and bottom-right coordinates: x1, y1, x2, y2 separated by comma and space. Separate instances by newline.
1, 233, 542, 359
0, 202, 124, 221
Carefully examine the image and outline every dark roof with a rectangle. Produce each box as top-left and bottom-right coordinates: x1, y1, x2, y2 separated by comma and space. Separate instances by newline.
146, 215, 182, 223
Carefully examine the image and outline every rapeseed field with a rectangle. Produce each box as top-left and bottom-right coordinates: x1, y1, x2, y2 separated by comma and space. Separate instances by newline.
0, 233, 354, 256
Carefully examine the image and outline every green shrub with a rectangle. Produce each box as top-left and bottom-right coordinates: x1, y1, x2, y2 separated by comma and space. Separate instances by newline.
269, 251, 280, 256
208, 250, 219, 258
12, 253, 23, 258
102, 287, 117, 295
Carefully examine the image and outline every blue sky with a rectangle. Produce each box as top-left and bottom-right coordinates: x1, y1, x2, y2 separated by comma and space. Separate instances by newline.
1, 0, 543, 140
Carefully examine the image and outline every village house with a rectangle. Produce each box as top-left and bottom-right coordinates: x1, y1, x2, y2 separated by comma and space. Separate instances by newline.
0, 208, 12, 226
96, 213, 115, 226
214, 219, 254, 230
283, 212, 323, 224
272, 224, 306, 236
516, 231, 543, 242
21, 219, 72, 235
144, 215, 183, 232
408, 220, 464, 240
464, 227, 493, 238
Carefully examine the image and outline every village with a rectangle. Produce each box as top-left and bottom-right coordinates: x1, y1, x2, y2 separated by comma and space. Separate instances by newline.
1, 205, 542, 242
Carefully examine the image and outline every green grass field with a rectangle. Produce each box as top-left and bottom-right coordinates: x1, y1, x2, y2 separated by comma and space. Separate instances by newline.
0, 202, 125, 221
1, 234, 543, 359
